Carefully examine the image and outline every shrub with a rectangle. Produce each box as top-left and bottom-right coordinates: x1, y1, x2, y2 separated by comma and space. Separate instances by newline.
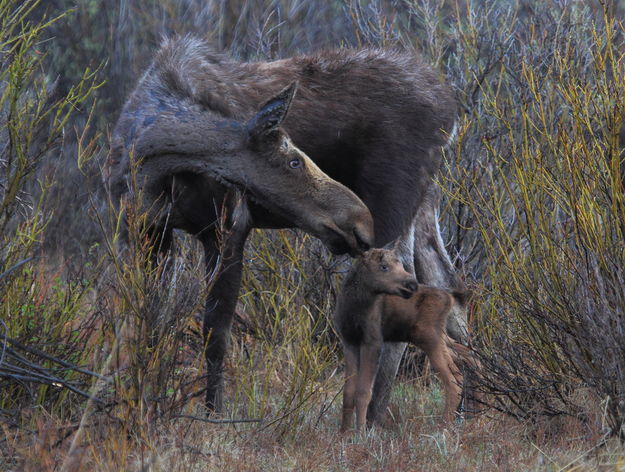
437, 1, 625, 436
0, 0, 101, 422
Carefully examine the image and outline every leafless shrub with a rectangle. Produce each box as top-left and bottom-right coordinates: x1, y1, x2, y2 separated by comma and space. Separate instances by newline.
437, 1, 625, 436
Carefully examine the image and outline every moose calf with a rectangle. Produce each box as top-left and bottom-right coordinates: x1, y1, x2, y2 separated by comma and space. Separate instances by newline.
334, 248, 473, 432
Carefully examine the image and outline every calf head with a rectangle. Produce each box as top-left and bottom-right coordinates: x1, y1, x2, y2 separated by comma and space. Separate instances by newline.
358, 248, 417, 298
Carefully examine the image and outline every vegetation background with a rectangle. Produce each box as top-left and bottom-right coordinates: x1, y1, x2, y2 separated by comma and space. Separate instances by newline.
1, 0, 625, 470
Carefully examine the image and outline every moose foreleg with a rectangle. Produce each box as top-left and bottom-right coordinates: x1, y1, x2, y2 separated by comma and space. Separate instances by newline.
367, 183, 467, 425
202, 229, 248, 413
354, 343, 381, 431
341, 344, 359, 433
366, 344, 406, 425
365, 212, 416, 426
414, 185, 473, 417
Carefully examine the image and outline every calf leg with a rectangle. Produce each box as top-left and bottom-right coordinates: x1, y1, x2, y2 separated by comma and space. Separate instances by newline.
445, 334, 478, 372
341, 343, 359, 433
445, 334, 483, 413
355, 343, 382, 431
423, 340, 462, 423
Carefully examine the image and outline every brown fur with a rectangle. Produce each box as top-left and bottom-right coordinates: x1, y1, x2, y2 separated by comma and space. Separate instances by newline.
334, 248, 475, 431
109, 37, 459, 414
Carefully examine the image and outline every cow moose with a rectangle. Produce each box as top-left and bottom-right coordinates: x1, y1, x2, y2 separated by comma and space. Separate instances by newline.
108, 36, 464, 424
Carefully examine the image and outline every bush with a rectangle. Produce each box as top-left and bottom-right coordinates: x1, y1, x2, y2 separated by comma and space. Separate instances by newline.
0, 0, 100, 421
436, 1, 625, 436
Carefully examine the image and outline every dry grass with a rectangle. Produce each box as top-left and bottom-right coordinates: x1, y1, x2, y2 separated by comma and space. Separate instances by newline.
6, 377, 625, 471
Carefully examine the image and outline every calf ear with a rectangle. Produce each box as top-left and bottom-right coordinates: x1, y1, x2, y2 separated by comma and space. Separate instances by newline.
382, 238, 402, 252
247, 82, 297, 138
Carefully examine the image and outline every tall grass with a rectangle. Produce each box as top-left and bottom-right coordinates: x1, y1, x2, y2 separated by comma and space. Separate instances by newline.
229, 230, 348, 435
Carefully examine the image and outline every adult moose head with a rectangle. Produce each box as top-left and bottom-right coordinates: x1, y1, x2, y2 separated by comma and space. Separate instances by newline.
109, 36, 462, 421
108, 43, 373, 257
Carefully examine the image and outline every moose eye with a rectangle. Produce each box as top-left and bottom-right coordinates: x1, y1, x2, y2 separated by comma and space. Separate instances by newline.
380, 264, 389, 272
289, 158, 301, 169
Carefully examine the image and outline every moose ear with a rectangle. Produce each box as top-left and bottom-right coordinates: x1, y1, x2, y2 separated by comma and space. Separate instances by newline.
383, 238, 401, 251
247, 82, 297, 138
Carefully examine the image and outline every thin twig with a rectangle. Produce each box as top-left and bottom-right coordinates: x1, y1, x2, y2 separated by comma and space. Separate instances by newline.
0, 318, 7, 367
5, 337, 110, 381
173, 414, 264, 424
0, 256, 34, 282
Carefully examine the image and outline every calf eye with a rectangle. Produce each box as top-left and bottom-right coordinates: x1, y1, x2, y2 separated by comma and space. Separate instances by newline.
380, 264, 389, 272
289, 158, 301, 169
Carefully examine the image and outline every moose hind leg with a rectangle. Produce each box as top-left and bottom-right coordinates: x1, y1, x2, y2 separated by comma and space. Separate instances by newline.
424, 340, 462, 423
413, 184, 468, 342
144, 226, 174, 350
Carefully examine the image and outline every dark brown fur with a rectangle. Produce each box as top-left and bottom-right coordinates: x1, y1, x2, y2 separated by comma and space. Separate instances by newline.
109, 37, 459, 416
334, 248, 474, 431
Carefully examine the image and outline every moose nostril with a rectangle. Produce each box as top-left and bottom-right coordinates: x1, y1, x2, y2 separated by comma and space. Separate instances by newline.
354, 229, 370, 252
